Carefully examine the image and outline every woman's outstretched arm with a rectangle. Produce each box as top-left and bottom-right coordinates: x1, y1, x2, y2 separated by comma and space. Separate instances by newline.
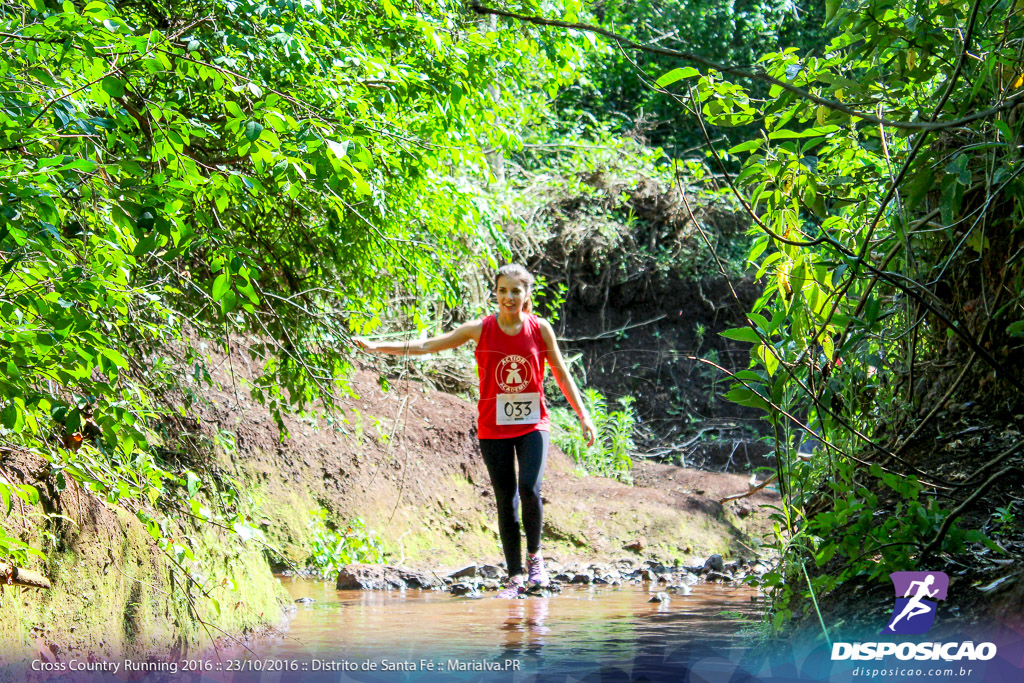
353, 319, 482, 356
538, 319, 597, 446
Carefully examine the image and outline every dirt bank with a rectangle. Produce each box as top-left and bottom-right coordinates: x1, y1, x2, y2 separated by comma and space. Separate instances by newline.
553, 273, 773, 468
0, 447, 288, 668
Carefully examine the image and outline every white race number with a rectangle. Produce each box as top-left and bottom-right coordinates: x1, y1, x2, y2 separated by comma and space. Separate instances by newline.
496, 393, 541, 425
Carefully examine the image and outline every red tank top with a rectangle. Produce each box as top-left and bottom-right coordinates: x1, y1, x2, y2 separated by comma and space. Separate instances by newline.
474, 314, 550, 439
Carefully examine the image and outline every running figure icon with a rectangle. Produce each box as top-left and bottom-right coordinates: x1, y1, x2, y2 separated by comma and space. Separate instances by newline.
887, 574, 938, 631
883, 570, 949, 635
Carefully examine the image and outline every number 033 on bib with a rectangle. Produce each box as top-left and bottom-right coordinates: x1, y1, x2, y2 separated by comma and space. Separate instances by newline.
496, 392, 541, 425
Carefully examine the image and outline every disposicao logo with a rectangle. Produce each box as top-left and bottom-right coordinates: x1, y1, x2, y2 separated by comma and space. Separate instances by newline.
830, 570, 998, 662
883, 571, 948, 635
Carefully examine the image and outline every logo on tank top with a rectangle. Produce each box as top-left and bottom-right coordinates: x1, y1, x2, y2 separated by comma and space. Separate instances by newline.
496, 355, 531, 393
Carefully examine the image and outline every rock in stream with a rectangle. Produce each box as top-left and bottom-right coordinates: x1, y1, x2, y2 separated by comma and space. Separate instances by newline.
336, 564, 442, 590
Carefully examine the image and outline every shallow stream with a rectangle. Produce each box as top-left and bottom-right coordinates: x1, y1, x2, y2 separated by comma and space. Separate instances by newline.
225, 576, 764, 680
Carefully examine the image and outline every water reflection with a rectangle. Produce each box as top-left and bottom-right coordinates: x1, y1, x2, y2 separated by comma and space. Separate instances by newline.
248, 577, 761, 678
501, 597, 550, 653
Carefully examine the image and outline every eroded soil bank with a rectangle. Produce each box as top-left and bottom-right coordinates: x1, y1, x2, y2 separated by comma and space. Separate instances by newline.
0, 447, 289, 670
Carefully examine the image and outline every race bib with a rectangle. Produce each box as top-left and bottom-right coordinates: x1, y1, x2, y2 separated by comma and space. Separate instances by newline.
496, 393, 541, 425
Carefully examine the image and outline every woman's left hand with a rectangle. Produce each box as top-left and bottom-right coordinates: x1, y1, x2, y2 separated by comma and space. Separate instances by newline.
580, 414, 597, 447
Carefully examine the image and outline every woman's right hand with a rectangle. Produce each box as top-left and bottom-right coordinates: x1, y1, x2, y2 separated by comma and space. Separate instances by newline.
353, 337, 377, 352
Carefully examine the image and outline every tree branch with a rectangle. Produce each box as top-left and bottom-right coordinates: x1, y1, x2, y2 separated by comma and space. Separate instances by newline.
469, 2, 1024, 132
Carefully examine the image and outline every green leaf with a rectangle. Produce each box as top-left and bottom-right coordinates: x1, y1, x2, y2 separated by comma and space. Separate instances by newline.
826, 0, 842, 23
945, 154, 970, 186
0, 402, 17, 430
186, 470, 201, 497
101, 76, 125, 98
214, 190, 230, 214
733, 370, 766, 382
756, 343, 779, 376
720, 327, 761, 343
20, 484, 39, 505
327, 139, 350, 159
220, 290, 237, 315
232, 519, 262, 543
940, 174, 964, 225
1007, 321, 1024, 338
822, 335, 834, 361
352, 175, 372, 196
243, 121, 263, 142
237, 279, 259, 304
728, 139, 762, 154
768, 129, 814, 140
748, 238, 769, 263
748, 312, 769, 333
724, 386, 770, 411
212, 273, 230, 301
64, 159, 98, 172
1, 254, 23, 278
656, 67, 699, 88
101, 348, 128, 368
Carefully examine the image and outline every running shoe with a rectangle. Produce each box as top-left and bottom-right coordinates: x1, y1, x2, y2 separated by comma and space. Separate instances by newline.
496, 575, 525, 599
527, 554, 549, 587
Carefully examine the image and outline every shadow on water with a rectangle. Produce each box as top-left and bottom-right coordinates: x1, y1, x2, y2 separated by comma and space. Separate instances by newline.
246, 576, 763, 679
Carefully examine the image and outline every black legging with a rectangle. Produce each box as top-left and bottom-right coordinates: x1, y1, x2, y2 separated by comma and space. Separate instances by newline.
478, 430, 550, 576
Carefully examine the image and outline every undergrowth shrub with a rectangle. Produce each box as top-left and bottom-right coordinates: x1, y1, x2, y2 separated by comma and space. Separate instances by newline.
551, 388, 636, 483
750, 458, 990, 632
304, 511, 384, 577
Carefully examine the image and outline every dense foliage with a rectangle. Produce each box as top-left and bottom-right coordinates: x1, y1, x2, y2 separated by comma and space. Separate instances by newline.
304, 511, 384, 577
0, 0, 587, 586
558, 0, 826, 150
679, 0, 1024, 629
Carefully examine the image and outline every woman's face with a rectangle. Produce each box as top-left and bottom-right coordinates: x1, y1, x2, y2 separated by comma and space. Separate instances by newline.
496, 275, 529, 315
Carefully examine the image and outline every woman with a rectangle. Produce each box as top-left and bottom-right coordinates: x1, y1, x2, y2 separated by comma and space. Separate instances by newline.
354, 264, 597, 598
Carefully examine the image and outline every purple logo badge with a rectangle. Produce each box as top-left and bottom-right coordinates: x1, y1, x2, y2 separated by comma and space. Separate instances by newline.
883, 571, 949, 635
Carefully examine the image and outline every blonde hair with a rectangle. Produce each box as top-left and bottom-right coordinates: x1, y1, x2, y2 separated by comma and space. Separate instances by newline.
495, 264, 535, 314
